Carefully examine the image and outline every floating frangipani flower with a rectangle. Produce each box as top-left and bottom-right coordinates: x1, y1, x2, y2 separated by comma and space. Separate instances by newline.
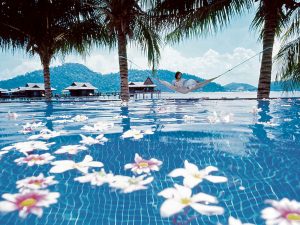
14, 153, 55, 166
81, 122, 114, 132
20, 122, 45, 134
8, 111, 18, 119
52, 119, 74, 124
168, 160, 227, 188
79, 134, 108, 146
72, 115, 88, 122
113, 115, 128, 119
2, 141, 55, 155
50, 155, 103, 174
183, 115, 195, 122
28, 129, 66, 140
46, 115, 72, 120
158, 184, 224, 218
207, 111, 220, 124
228, 216, 254, 225
0, 189, 60, 218
251, 106, 262, 114
256, 121, 280, 127
16, 174, 58, 191
124, 153, 162, 174
74, 169, 114, 186
121, 129, 153, 140
54, 145, 87, 155
109, 174, 153, 193
261, 198, 300, 225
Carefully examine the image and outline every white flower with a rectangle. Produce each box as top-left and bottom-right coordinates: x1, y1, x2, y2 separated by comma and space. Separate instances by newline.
158, 184, 224, 218
183, 115, 195, 122
207, 111, 220, 124
54, 145, 87, 155
261, 198, 300, 225
220, 113, 234, 123
8, 111, 18, 119
109, 174, 153, 193
79, 134, 108, 146
81, 122, 114, 132
251, 106, 262, 115
113, 115, 128, 119
16, 174, 58, 190
124, 153, 162, 174
72, 115, 88, 122
46, 115, 71, 120
0, 189, 59, 218
121, 129, 143, 140
14, 153, 55, 166
168, 160, 227, 188
53, 119, 74, 124
2, 141, 55, 155
50, 155, 103, 174
228, 216, 254, 225
28, 129, 65, 140
74, 169, 114, 186
20, 122, 45, 133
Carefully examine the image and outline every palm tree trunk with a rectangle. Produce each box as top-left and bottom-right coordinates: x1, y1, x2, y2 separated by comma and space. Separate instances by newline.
257, 15, 277, 99
40, 54, 52, 102
117, 31, 130, 102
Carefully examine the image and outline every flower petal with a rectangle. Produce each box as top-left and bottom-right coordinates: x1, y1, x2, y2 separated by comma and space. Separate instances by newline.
192, 193, 218, 204
184, 160, 199, 173
158, 188, 177, 199
160, 199, 185, 218
204, 175, 228, 183
190, 203, 224, 215
0, 201, 17, 212
134, 153, 143, 162
50, 164, 74, 173
183, 176, 201, 188
174, 184, 192, 199
168, 168, 187, 177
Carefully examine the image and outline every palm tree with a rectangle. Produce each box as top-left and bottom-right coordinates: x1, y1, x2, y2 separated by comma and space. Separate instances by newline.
275, 6, 300, 90
252, 0, 300, 99
85, 0, 161, 102
154, 0, 300, 99
0, 0, 104, 101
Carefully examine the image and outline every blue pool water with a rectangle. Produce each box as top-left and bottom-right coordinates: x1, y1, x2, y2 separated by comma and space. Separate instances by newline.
0, 99, 299, 224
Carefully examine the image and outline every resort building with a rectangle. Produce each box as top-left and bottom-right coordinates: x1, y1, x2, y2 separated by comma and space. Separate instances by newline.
64, 82, 98, 96
128, 77, 157, 93
0, 88, 8, 97
10, 83, 56, 97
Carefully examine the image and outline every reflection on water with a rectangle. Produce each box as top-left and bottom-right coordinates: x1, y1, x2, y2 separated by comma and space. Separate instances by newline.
0, 99, 299, 225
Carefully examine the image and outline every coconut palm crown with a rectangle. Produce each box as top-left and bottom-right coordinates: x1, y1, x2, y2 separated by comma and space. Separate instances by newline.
85, 0, 161, 102
0, 0, 106, 101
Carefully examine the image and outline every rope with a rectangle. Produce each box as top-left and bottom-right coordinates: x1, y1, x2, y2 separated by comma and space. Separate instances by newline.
119, 46, 273, 80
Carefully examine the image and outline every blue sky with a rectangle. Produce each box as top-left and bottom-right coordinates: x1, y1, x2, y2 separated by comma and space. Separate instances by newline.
0, 7, 279, 86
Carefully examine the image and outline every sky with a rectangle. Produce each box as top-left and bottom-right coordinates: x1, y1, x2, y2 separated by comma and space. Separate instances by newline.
0, 7, 281, 86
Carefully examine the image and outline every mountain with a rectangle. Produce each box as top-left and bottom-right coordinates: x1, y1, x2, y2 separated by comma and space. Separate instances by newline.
224, 82, 257, 92
0, 63, 225, 92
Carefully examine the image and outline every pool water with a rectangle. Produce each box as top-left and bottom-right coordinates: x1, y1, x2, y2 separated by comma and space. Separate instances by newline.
0, 99, 299, 225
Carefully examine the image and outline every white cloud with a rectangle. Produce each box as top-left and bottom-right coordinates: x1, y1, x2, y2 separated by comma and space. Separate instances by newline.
1, 45, 276, 86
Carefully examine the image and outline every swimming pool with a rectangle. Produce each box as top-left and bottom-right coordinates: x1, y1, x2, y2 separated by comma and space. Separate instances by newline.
0, 99, 299, 225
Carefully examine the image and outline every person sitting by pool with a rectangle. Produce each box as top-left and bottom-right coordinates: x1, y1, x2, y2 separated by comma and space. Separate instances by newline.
172, 71, 199, 90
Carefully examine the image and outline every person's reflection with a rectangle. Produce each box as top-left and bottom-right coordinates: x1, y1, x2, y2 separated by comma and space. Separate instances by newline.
121, 106, 130, 132
45, 102, 54, 130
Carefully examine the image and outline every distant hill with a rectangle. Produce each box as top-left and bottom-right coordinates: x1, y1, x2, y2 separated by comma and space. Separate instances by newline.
0, 63, 225, 93
224, 82, 257, 92
0, 63, 293, 93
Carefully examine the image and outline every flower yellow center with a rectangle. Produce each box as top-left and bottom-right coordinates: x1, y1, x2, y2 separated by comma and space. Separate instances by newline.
33, 181, 42, 186
287, 213, 300, 221
128, 179, 138, 185
20, 198, 37, 207
193, 173, 202, 179
138, 162, 149, 168
180, 198, 191, 205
